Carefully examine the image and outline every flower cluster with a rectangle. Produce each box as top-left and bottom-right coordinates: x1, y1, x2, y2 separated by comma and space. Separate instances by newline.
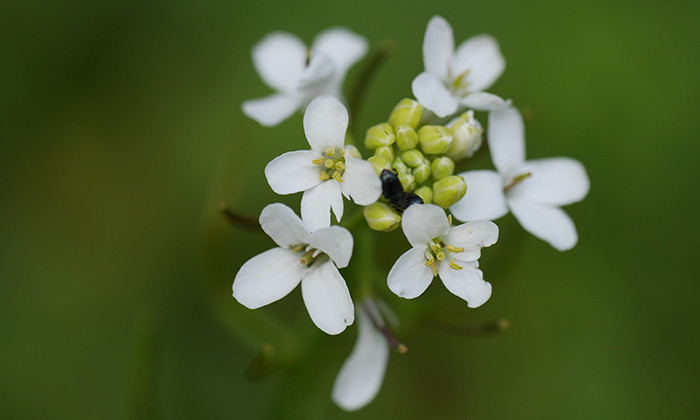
230, 14, 589, 412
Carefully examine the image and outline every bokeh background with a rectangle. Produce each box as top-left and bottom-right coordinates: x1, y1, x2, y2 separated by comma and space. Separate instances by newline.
2, 0, 699, 418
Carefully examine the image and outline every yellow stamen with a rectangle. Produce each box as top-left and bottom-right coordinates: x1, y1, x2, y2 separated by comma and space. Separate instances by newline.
325, 147, 335, 156
448, 214, 453, 225
424, 254, 435, 266
431, 264, 438, 276
436, 251, 445, 261
446, 244, 464, 253
319, 172, 331, 181
289, 244, 304, 252
312, 157, 325, 165
449, 259, 463, 270
430, 243, 441, 254
339, 148, 345, 155
335, 161, 345, 171
332, 171, 343, 183
324, 159, 335, 169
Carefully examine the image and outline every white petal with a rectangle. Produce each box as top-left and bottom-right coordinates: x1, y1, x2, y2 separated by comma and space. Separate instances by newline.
332, 308, 389, 411
447, 220, 499, 262
460, 92, 511, 111
508, 198, 578, 251
301, 260, 354, 335
401, 204, 450, 248
252, 32, 306, 92
450, 170, 508, 222
232, 248, 305, 309
411, 72, 459, 118
308, 226, 353, 268
513, 157, 590, 206
341, 156, 382, 205
298, 53, 334, 89
259, 203, 310, 248
452, 34, 505, 92
301, 180, 344, 231
242, 94, 302, 127
265, 150, 323, 195
488, 107, 526, 175
312, 27, 368, 76
387, 248, 434, 299
422, 15, 454, 81
438, 263, 492, 308
303, 95, 349, 152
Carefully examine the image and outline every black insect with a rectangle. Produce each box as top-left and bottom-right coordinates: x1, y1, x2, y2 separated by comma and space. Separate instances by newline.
380, 169, 424, 213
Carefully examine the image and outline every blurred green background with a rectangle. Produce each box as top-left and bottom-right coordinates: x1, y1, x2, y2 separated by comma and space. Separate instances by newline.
2, 0, 699, 418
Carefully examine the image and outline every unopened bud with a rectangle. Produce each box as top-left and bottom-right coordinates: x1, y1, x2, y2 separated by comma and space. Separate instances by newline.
430, 157, 455, 180
397, 172, 416, 191
432, 175, 467, 208
375, 145, 395, 162
367, 155, 391, 176
418, 125, 453, 155
364, 202, 402, 232
388, 99, 423, 130
414, 186, 433, 204
447, 111, 483, 160
401, 149, 425, 168
392, 159, 408, 175
412, 163, 431, 184
395, 125, 419, 151
365, 123, 396, 149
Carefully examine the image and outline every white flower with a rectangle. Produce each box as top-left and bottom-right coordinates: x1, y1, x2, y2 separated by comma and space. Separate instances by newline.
388, 204, 497, 307
265, 95, 382, 231
411, 15, 509, 118
450, 107, 590, 251
232, 203, 354, 335
332, 299, 390, 411
242, 27, 368, 126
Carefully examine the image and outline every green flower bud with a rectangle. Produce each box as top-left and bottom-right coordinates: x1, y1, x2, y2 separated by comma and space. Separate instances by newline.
400, 149, 425, 168
432, 175, 467, 208
397, 172, 416, 191
418, 125, 453, 155
430, 156, 455, 180
363, 202, 401, 232
412, 163, 431, 184
395, 124, 419, 151
375, 145, 395, 162
414, 186, 433, 204
447, 110, 483, 161
364, 123, 396, 149
388, 99, 423, 130
344, 145, 362, 159
367, 155, 391, 176
392, 158, 408, 175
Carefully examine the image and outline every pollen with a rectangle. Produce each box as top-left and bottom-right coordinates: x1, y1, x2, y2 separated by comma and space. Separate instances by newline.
449, 259, 463, 270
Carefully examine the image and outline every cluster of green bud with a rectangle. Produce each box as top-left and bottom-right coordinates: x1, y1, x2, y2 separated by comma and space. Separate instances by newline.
363, 99, 470, 231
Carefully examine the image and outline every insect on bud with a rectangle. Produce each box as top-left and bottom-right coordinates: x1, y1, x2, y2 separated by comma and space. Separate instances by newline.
414, 185, 433, 204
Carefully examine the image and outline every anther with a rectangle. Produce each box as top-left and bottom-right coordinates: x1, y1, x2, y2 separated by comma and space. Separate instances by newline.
446, 244, 464, 253
448, 214, 453, 225
332, 171, 343, 183
335, 161, 345, 171
319, 172, 331, 181
424, 254, 435, 266
312, 158, 325, 165
324, 159, 335, 169
436, 251, 446, 261
449, 259, 463, 270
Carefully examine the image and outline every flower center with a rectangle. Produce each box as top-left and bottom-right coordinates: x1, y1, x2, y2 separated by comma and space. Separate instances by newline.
423, 239, 465, 276
504, 171, 532, 193
448, 69, 471, 97
312, 147, 346, 183
290, 244, 324, 267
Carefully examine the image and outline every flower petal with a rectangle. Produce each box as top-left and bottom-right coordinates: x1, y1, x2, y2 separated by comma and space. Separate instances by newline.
259, 203, 310, 248
460, 92, 511, 111
508, 197, 578, 251
422, 15, 453, 81
411, 72, 459, 118
242, 94, 302, 127
298, 52, 334, 89
332, 307, 389, 411
301, 180, 344, 231
341, 156, 382, 205
447, 220, 499, 262
312, 27, 368, 76
438, 263, 492, 308
513, 157, 590, 206
450, 170, 508, 222
387, 248, 434, 299
265, 150, 323, 195
401, 204, 450, 248
308, 226, 353, 269
488, 107, 526, 175
301, 260, 354, 335
232, 248, 305, 309
452, 34, 505, 92
303, 95, 349, 152
252, 31, 306, 92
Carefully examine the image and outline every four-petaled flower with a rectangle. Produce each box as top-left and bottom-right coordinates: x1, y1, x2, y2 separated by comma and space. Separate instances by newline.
232, 203, 354, 335
243, 28, 368, 126
388, 204, 498, 308
412, 15, 509, 118
265, 95, 382, 231
450, 107, 590, 251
